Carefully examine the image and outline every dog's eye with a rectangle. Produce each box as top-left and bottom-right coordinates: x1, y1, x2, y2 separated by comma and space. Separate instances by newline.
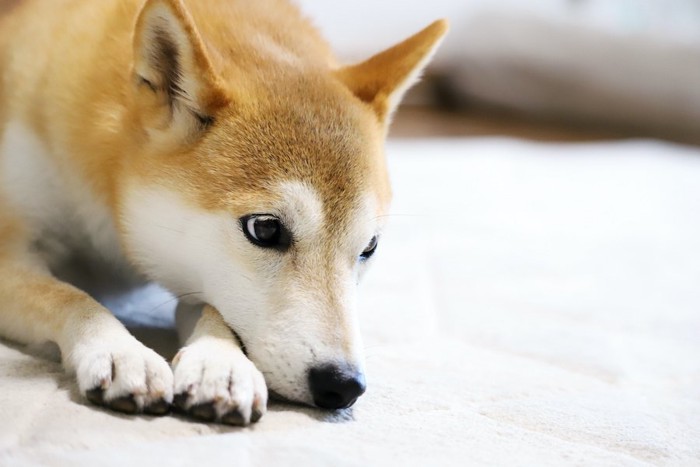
360, 236, 378, 261
241, 215, 289, 249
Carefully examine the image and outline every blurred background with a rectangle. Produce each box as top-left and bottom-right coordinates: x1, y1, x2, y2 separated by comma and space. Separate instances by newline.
299, 0, 700, 144
286, 5, 700, 460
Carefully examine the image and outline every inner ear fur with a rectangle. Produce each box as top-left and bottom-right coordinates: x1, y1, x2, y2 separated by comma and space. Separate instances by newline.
335, 19, 449, 125
132, 0, 228, 138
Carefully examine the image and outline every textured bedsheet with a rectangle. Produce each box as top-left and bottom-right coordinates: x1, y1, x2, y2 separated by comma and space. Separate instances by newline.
1, 138, 699, 466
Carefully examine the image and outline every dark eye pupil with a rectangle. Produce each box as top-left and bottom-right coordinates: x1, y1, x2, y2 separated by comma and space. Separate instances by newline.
360, 236, 378, 260
242, 215, 290, 249
254, 219, 279, 242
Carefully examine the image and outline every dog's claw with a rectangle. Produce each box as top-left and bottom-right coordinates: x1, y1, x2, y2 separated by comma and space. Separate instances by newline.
221, 408, 246, 426
85, 387, 105, 405
144, 398, 170, 415
250, 407, 263, 424
190, 402, 216, 421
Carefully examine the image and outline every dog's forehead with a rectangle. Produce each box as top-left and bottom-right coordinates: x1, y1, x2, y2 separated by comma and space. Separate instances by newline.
204, 82, 391, 225
274, 180, 378, 241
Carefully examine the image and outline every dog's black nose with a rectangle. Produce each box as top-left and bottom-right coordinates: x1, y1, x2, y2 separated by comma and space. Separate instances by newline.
308, 363, 366, 410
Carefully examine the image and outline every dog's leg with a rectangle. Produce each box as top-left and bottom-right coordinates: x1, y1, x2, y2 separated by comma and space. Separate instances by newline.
172, 304, 268, 425
0, 245, 173, 414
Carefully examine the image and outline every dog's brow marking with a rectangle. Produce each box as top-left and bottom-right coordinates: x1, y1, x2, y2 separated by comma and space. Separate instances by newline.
276, 181, 324, 244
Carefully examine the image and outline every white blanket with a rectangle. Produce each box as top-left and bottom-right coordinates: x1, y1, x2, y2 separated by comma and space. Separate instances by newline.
1, 138, 699, 466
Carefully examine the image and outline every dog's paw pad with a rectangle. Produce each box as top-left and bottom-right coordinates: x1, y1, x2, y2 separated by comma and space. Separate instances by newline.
109, 395, 138, 414
190, 402, 217, 421
221, 408, 247, 426
173, 392, 190, 413
172, 342, 268, 425
85, 387, 105, 405
144, 398, 171, 415
73, 338, 174, 416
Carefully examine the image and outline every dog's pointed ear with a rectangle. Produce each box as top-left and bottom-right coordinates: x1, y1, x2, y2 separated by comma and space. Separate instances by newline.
335, 20, 448, 126
132, 0, 228, 141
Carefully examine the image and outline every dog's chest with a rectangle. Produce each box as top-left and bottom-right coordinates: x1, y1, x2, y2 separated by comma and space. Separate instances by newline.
0, 120, 132, 275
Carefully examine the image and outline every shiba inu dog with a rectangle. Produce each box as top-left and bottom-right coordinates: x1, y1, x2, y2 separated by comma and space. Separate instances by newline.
0, 0, 447, 425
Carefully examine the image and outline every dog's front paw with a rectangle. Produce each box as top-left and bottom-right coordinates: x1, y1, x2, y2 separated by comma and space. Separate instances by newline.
172, 339, 267, 426
73, 337, 174, 415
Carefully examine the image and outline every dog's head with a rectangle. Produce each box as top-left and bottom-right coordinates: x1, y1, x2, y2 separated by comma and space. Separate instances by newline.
119, 0, 447, 408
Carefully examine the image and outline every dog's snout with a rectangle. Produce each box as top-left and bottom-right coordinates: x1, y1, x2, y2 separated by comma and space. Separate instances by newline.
308, 363, 366, 410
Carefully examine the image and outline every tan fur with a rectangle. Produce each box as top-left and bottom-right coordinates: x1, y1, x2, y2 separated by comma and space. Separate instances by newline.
0, 0, 447, 421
